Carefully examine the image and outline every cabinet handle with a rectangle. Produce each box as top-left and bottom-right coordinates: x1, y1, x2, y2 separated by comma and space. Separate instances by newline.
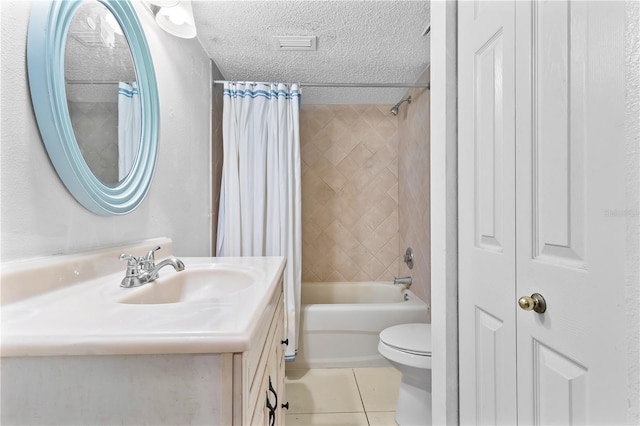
281, 402, 289, 410
281, 338, 289, 346
265, 390, 273, 411
265, 391, 275, 426
268, 376, 278, 408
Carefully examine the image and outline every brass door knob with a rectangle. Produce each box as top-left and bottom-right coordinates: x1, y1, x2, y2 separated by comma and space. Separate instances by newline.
518, 293, 547, 314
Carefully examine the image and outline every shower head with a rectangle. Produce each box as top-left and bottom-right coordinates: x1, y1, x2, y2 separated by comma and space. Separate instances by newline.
390, 96, 412, 116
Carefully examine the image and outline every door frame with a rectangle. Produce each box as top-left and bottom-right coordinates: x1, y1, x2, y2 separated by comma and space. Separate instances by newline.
430, 1, 459, 424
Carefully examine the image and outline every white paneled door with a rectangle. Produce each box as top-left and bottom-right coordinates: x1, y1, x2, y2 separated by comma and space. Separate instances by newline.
458, 1, 517, 424
459, 1, 628, 424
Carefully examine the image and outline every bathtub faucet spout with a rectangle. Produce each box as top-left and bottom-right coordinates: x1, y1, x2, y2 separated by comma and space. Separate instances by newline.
394, 276, 412, 289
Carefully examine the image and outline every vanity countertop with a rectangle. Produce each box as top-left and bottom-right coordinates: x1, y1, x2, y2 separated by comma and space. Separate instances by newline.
1, 241, 286, 357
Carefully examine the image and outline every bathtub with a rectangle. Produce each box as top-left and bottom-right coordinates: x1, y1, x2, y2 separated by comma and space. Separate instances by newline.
288, 281, 429, 369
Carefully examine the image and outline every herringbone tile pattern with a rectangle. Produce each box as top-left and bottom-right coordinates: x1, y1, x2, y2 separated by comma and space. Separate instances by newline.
398, 68, 431, 313
300, 104, 400, 282
68, 101, 118, 184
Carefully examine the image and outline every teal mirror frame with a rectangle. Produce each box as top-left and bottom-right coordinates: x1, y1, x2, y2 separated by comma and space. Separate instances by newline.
27, 0, 159, 215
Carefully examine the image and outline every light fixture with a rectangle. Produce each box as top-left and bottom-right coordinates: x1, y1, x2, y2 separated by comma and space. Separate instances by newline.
150, 0, 197, 39
99, 13, 115, 47
149, 0, 179, 6
104, 12, 123, 36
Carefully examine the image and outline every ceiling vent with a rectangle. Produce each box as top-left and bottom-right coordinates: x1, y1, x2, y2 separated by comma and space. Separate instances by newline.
273, 36, 317, 51
70, 31, 128, 48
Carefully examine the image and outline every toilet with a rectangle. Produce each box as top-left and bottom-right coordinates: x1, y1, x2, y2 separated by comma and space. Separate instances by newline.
378, 323, 432, 426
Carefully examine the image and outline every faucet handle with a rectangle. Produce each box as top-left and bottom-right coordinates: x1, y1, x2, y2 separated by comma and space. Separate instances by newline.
119, 254, 141, 280
119, 253, 138, 266
119, 254, 143, 288
141, 246, 161, 272
145, 246, 161, 261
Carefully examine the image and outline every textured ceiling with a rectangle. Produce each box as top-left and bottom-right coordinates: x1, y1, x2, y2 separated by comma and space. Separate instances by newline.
192, 1, 431, 104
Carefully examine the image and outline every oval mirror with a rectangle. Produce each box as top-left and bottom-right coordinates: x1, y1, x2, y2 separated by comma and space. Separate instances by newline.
65, 1, 139, 185
27, 0, 159, 215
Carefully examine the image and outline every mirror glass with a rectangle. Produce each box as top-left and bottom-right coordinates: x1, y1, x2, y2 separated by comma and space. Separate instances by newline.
64, 1, 138, 185
27, 0, 159, 215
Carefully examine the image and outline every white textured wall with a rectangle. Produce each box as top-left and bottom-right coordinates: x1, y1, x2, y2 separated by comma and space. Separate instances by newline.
1, 1, 214, 261
625, 0, 640, 422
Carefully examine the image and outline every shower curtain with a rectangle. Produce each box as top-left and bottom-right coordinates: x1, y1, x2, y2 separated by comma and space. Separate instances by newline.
216, 82, 302, 361
117, 81, 141, 181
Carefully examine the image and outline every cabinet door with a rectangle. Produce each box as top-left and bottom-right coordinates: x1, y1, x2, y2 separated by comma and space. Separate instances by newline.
262, 329, 285, 426
250, 293, 286, 426
274, 317, 286, 425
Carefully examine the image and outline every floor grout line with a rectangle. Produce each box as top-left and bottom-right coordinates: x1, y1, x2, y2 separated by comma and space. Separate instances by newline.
284, 367, 398, 425
351, 368, 372, 426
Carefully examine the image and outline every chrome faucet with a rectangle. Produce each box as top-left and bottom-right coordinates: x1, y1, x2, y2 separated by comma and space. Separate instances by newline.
394, 276, 412, 289
119, 246, 185, 288
139, 246, 160, 277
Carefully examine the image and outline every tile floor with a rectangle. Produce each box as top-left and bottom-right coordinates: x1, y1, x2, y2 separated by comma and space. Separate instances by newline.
284, 367, 400, 426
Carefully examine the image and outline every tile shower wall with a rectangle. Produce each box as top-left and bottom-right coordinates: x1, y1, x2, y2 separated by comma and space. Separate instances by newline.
211, 79, 224, 254
68, 101, 119, 184
300, 105, 400, 282
398, 67, 431, 311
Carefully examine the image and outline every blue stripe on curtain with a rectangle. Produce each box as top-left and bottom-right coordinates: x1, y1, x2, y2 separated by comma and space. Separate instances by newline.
118, 86, 139, 98
223, 88, 301, 100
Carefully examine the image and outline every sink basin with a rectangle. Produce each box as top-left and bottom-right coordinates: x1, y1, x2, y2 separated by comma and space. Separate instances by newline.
118, 265, 258, 304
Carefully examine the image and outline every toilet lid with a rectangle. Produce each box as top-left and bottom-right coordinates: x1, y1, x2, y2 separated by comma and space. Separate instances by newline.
380, 323, 431, 356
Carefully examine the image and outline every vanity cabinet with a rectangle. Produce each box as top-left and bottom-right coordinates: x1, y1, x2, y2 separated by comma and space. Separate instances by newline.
238, 287, 287, 426
1, 245, 287, 426
235, 278, 287, 426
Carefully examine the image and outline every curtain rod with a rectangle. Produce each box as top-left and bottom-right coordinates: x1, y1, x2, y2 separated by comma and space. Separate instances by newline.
213, 80, 430, 89
66, 80, 120, 85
